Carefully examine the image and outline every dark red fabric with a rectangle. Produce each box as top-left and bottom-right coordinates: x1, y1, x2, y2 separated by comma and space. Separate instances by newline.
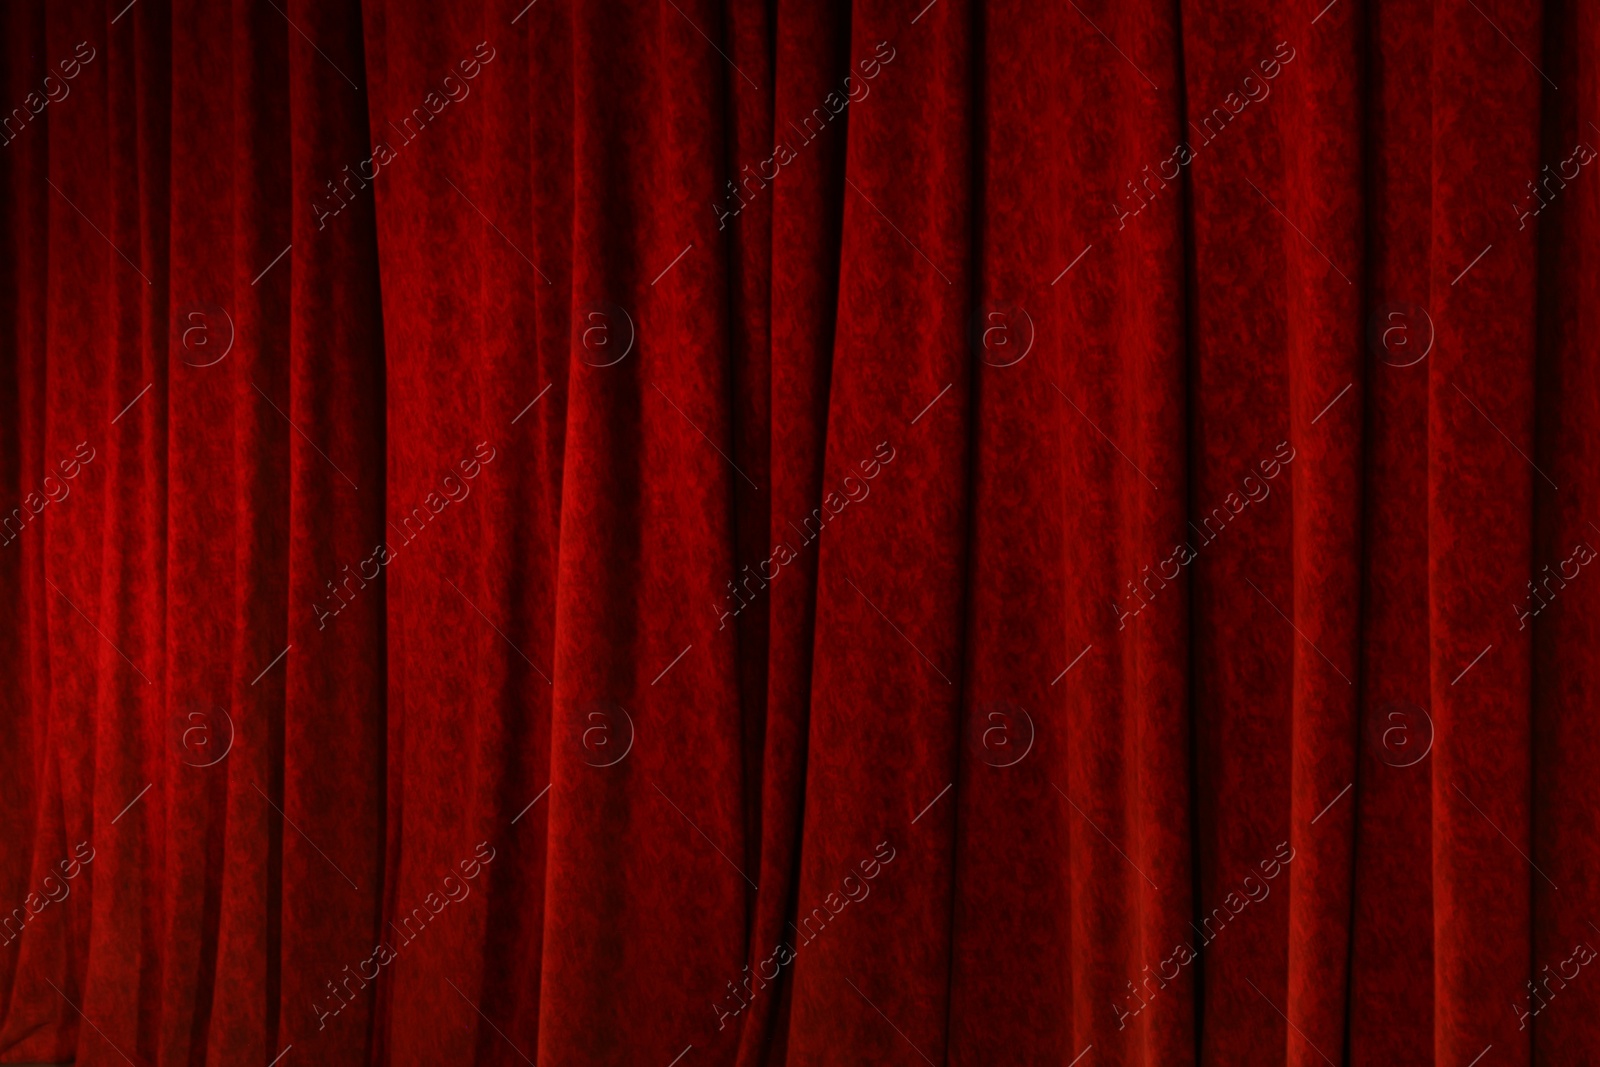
0, 1, 1595, 1064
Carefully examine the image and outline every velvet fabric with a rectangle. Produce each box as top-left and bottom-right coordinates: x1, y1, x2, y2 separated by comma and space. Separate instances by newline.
0, 0, 1595, 1064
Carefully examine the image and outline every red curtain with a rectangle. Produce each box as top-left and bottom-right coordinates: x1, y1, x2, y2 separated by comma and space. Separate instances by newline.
0, 0, 1595, 1064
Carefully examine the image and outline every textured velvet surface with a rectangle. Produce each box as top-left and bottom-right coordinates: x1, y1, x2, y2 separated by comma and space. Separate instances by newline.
0, 0, 1596, 1064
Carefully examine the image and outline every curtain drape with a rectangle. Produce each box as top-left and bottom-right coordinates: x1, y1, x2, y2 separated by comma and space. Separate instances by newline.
1, 0, 1595, 1064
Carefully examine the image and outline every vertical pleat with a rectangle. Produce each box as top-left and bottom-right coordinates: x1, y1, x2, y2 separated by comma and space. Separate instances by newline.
202, 0, 292, 1061
1427, 0, 1544, 1064
1179, 4, 1295, 1063
161, 0, 237, 1063
947, 0, 1075, 1060
4, 2, 121, 1060
474, 0, 573, 1057
536, 0, 748, 1062
1532, 1, 1600, 1064
362, 5, 494, 1063
1051, 0, 1194, 1064
190, 0, 290, 1060
784, 0, 973, 1062
357, 2, 563, 1064
1278, 5, 1365, 1066
1348, 0, 1435, 1062
275, 0, 387, 1062
82, 5, 172, 1064
720, 5, 774, 1009
0, 0, 49, 1035
730, 3, 849, 1064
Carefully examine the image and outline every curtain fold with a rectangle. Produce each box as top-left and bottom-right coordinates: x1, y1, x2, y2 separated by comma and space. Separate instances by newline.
1, 1, 1595, 1065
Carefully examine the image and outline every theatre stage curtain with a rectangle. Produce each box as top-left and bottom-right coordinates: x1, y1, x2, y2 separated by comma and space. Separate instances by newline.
0, 0, 1596, 1064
